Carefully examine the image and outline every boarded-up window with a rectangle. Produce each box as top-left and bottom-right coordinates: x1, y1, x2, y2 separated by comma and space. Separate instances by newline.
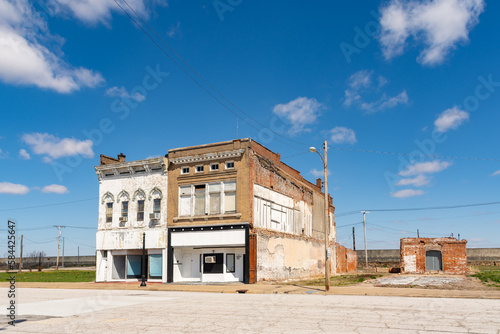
224, 181, 236, 213
179, 186, 192, 216
194, 185, 206, 216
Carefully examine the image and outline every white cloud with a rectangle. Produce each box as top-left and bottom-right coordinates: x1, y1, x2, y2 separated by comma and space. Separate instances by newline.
50, 0, 144, 25
273, 97, 323, 135
0, 148, 7, 159
379, 0, 485, 65
41, 184, 68, 194
310, 168, 331, 177
21, 133, 94, 160
492, 170, 500, 176
0, 182, 29, 195
360, 90, 408, 113
329, 127, 357, 144
434, 107, 469, 132
18, 149, 30, 160
344, 70, 408, 112
391, 189, 425, 198
0, 0, 104, 93
105, 86, 145, 102
396, 174, 430, 186
167, 21, 181, 38
399, 160, 452, 177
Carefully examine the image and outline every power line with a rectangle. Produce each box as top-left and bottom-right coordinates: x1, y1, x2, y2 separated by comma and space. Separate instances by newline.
0, 198, 98, 212
335, 200, 500, 216
114, 0, 306, 150
327, 146, 500, 162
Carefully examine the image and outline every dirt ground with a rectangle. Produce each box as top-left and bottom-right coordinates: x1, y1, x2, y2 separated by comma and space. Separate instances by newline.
367, 274, 496, 290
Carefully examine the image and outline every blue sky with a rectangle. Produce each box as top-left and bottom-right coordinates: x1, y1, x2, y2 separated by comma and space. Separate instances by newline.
1, 0, 499, 256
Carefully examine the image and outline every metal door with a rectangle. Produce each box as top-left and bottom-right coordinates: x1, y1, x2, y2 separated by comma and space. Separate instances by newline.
426, 250, 442, 271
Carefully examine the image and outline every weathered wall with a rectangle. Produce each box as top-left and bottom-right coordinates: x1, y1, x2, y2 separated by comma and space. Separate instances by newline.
400, 238, 468, 274
346, 249, 358, 273
256, 230, 327, 281
167, 139, 250, 227
336, 244, 347, 273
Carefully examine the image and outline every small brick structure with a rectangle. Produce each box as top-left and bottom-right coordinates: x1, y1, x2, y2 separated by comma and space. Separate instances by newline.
400, 238, 467, 274
336, 244, 358, 273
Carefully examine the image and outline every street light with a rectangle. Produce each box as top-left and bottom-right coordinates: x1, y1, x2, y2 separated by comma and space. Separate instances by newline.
310, 141, 335, 292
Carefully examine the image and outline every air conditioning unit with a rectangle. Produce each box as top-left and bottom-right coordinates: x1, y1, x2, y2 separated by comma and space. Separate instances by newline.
150, 212, 161, 220
119, 216, 128, 222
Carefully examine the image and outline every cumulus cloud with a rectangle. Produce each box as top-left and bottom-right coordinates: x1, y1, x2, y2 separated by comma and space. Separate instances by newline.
41, 184, 68, 194
344, 70, 408, 112
399, 160, 452, 177
0, 0, 104, 93
329, 127, 357, 144
18, 148, 30, 160
434, 107, 469, 132
48, 0, 159, 26
0, 182, 29, 195
379, 0, 485, 65
21, 133, 94, 160
391, 189, 425, 198
361, 90, 408, 113
396, 174, 430, 186
492, 170, 500, 176
105, 86, 145, 102
310, 168, 331, 178
273, 97, 323, 135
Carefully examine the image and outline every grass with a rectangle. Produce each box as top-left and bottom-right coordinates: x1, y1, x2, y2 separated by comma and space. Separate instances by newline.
470, 266, 500, 288
0, 270, 95, 283
286, 274, 384, 287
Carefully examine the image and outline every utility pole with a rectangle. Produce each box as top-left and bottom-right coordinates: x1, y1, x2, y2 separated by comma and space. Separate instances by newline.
417, 229, 420, 238
352, 227, 356, 251
62, 237, 65, 268
323, 141, 331, 292
140, 232, 147, 287
18, 235, 23, 273
53, 225, 65, 270
362, 211, 369, 268
236, 119, 239, 139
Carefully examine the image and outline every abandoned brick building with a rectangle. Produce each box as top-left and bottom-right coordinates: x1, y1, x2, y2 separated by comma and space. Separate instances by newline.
400, 237, 468, 274
95, 138, 357, 284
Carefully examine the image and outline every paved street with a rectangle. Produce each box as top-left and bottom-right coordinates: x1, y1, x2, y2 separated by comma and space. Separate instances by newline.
2, 288, 500, 334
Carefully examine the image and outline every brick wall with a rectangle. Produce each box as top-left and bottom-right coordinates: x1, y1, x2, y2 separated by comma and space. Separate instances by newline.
346, 248, 358, 273
400, 238, 467, 274
335, 243, 358, 273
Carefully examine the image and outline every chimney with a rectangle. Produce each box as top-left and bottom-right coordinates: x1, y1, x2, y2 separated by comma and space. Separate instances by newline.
316, 178, 322, 188
118, 153, 126, 162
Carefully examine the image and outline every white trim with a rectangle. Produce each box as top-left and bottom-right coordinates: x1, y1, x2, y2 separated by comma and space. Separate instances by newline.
181, 166, 190, 175
195, 165, 204, 173
225, 161, 235, 170
210, 163, 219, 171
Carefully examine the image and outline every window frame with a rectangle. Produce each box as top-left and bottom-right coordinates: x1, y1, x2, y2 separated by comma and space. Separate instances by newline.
195, 165, 204, 173
225, 161, 235, 169
226, 253, 235, 273
106, 202, 113, 223
181, 166, 190, 175
137, 199, 145, 221
121, 201, 129, 219
210, 163, 219, 171
178, 180, 237, 217
153, 198, 161, 214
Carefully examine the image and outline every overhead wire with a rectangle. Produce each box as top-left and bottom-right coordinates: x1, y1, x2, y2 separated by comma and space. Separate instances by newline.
0, 198, 98, 212
114, 0, 307, 150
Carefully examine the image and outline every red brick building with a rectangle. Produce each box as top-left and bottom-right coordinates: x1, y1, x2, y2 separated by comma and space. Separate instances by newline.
400, 238, 467, 274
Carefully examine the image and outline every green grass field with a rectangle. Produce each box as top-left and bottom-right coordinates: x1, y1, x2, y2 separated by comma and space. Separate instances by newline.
286, 273, 384, 287
471, 266, 500, 288
0, 270, 95, 283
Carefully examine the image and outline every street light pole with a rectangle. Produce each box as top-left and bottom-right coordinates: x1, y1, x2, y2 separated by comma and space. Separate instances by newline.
310, 141, 333, 292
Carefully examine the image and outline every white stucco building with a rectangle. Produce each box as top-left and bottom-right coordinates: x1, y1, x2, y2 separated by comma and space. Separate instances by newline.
95, 154, 169, 283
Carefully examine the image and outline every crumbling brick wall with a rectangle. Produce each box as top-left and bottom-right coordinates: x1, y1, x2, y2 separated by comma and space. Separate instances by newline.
400, 238, 467, 274
346, 248, 358, 273
335, 243, 358, 273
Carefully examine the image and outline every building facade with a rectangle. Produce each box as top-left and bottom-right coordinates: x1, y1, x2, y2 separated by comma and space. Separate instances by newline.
167, 139, 337, 283
95, 139, 356, 284
95, 154, 169, 282
400, 237, 468, 274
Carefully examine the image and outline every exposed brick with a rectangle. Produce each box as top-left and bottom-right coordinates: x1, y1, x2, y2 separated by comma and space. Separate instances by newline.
400, 238, 467, 274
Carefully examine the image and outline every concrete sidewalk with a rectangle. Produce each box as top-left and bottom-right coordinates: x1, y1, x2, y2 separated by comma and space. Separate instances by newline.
1, 281, 500, 299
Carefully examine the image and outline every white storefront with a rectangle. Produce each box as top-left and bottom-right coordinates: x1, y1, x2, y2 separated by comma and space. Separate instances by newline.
168, 224, 248, 283
95, 156, 168, 283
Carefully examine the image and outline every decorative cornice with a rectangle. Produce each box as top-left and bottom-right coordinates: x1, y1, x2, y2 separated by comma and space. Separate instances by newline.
95, 157, 167, 181
170, 149, 244, 165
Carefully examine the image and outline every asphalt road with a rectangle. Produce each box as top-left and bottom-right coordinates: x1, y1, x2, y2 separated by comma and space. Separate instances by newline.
2, 288, 500, 333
